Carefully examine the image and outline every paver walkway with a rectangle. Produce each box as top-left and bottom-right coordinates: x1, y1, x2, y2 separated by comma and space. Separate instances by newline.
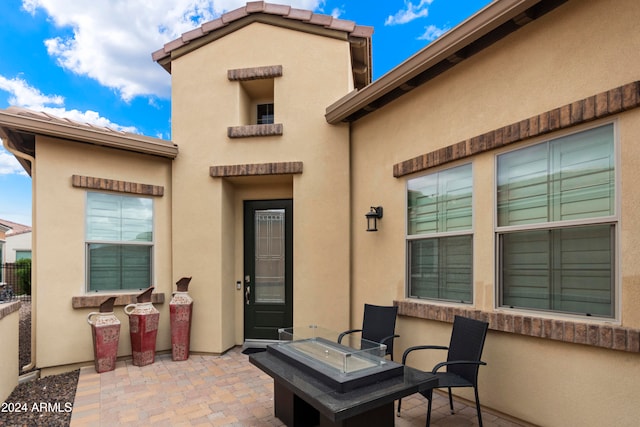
70, 346, 528, 426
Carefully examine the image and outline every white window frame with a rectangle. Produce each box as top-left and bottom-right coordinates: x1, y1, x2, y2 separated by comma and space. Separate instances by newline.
85, 191, 154, 293
494, 121, 620, 319
406, 162, 474, 304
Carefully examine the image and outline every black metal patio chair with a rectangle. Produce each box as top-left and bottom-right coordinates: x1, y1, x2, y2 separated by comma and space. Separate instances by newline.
337, 303, 400, 360
397, 315, 489, 426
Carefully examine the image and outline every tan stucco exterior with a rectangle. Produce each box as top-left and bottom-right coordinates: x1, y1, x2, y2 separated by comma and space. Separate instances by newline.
348, 0, 640, 425
1, 0, 639, 425
0, 302, 20, 402
33, 137, 173, 369
170, 22, 354, 353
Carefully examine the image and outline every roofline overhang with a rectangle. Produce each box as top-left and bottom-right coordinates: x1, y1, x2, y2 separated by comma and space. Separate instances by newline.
325, 0, 568, 124
0, 109, 178, 160
153, 4, 374, 90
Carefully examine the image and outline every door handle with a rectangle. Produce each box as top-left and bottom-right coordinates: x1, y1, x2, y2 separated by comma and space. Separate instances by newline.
245, 285, 251, 305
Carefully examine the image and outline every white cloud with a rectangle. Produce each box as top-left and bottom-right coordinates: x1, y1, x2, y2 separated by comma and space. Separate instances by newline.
0, 149, 28, 176
21, 0, 325, 102
417, 24, 448, 41
385, 0, 434, 26
0, 74, 138, 133
0, 75, 64, 108
329, 7, 343, 19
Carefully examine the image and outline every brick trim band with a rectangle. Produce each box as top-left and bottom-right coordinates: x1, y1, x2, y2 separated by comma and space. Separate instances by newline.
393, 81, 640, 177
395, 300, 640, 353
72, 175, 164, 196
210, 161, 303, 177
228, 123, 283, 138
227, 65, 283, 81
72, 293, 165, 309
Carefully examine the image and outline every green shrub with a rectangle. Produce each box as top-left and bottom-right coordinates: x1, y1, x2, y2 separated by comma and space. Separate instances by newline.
16, 258, 31, 296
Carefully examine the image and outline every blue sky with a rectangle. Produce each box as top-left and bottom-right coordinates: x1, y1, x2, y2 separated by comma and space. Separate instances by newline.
0, 0, 491, 226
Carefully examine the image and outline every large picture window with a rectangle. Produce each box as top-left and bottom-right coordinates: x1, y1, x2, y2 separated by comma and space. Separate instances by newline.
86, 192, 153, 292
497, 124, 616, 317
407, 164, 473, 303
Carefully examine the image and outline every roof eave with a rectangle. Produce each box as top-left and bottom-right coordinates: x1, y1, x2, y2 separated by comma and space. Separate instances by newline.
326, 0, 567, 124
0, 110, 178, 160
152, 3, 374, 89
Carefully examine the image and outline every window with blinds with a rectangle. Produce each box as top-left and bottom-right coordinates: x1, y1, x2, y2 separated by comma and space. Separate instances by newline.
407, 164, 473, 303
86, 192, 153, 292
497, 124, 616, 317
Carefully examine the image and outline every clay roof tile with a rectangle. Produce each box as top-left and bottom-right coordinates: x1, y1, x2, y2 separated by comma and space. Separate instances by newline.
221, 6, 249, 24
351, 25, 374, 38
182, 27, 204, 42
151, 48, 167, 62
263, 3, 290, 16
245, 1, 265, 13
164, 38, 186, 53
201, 17, 225, 33
327, 18, 356, 33
286, 8, 313, 21
308, 13, 333, 27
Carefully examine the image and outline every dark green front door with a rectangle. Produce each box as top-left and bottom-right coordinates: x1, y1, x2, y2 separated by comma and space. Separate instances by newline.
243, 200, 293, 341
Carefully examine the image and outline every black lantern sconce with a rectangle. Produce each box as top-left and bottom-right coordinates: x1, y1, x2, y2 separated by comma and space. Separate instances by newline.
365, 206, 383, 232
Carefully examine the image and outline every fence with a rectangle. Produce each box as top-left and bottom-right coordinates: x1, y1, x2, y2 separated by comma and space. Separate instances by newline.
0, 262, 32, 302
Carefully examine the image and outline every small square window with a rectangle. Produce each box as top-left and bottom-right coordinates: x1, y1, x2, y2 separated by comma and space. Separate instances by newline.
257, 104, 274, 125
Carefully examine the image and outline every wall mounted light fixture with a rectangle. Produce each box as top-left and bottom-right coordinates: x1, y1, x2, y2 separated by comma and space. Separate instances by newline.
365, 206, 383, 232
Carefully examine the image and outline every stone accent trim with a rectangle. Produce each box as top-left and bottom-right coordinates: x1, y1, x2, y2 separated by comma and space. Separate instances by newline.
72, 175, 164, 196
393, 81, 640, 177
227, 65, 283, 81
0, 301, 21, 320
210, 161, 303, 177
395, 300, 640, 353
72, 293, 165, 309
227, 123, 283, 138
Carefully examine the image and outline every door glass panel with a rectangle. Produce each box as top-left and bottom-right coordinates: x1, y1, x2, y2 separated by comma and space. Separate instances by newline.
255, 209, 285, 304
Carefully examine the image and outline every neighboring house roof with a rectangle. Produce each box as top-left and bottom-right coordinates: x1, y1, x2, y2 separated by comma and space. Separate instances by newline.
325, 0, 568, 123
0, 219, 31, 237
0, 107, 179, 176
152, 1, 373, 90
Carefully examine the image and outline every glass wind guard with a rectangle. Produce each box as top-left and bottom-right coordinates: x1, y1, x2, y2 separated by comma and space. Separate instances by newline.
276, 325, 388, 375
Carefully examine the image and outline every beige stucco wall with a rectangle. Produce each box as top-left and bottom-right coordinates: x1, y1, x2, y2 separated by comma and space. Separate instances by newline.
171, 22, 353, 353
0, 302, 19, 402
350, 0, 640, 425
34, 137, 173, 369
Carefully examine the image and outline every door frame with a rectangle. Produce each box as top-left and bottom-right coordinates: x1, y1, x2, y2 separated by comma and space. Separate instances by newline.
243, 199, 293, 345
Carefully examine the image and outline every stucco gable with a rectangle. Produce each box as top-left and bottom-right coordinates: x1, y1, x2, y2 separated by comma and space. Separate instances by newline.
152, 1, 373, 89
0, 106, 178, 176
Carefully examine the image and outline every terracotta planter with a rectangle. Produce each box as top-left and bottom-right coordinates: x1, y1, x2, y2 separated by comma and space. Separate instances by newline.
170, 277, 193, 361
124, 287, 159, 366
87, 297, 120, 373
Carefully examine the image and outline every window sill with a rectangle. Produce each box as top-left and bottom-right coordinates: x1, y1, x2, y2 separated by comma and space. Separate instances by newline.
227, 123, 283, 138
72, 293, 165, 309
395, 299, 640, 353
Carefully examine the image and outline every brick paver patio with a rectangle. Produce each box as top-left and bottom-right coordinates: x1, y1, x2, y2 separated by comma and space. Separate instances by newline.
70, 347, 528, 426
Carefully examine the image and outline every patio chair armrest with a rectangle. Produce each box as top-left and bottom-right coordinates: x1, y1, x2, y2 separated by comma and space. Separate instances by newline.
432, 360, 487, 373
338, 329, 362, 343
379, 334, 400, 346
402, 345, 449, 364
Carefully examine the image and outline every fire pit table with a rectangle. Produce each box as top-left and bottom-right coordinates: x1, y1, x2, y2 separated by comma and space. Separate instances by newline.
249, 325, 438, 427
